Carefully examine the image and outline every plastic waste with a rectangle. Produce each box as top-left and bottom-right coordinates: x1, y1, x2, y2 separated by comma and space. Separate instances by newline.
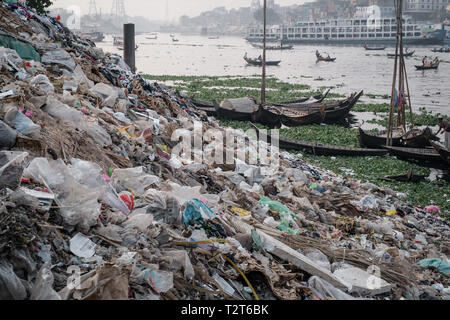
259, 197, 299, 234
84, 121, 112, 147
119, 192, 134, 211
163, 250, 195, 280
308, 276, 355, 300
418, 259, 450, 276
41, 49, 76, 71
181, 199, 215, 227
358, 195, 378, 209
111, 167, 160, 196
0, 151, 29, 189
43, 96, 83, 128
70, 233, 96, 259
0, 260, 27, 300
4, 109, 41, 138
141, 269, 173, 294
149, 196, 180, 225
304, 248, 331, 271
30, 263, 61, 300
24, 158, 102, 231
63, 80, 78, 92
425, 206, 440, 214
213, 273, 235, 296
29, 74, 54, 93
0, 120, 17, 150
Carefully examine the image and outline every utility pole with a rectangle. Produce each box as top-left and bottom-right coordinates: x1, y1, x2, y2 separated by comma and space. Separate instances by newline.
261, 0, 267, 105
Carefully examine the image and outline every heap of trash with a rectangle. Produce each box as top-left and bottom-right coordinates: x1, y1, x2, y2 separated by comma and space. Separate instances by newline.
0, 2, 449, 300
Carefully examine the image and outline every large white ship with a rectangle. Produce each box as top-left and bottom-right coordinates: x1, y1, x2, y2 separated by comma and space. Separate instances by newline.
246, 16, 445, 45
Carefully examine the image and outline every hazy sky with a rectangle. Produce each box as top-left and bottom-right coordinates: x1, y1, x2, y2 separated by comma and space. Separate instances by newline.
51, 0, 306, 21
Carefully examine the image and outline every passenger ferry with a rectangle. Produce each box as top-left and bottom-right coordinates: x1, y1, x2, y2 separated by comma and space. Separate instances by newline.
246, 17, 445, 45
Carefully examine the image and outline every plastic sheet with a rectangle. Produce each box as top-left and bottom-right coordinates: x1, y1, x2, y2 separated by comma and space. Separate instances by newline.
308, 276, 355, 300
41, 49, 76, 71
4, 109, 41, 138
181, 199, 215, 227
29, 74, 54, 93
24, 158, 102, 231
0, 120, 17, 150
30, 263, 61, 300
111, 167, 160, 196
0, 260, 27, 300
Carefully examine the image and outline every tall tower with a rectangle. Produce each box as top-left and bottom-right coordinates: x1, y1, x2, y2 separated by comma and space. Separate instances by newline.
111, 0, 126, 27
89, 0, 98, 16
251, 0, 261, 11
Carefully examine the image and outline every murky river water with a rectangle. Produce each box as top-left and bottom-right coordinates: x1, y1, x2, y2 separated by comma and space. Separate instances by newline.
97, 33, 449, 116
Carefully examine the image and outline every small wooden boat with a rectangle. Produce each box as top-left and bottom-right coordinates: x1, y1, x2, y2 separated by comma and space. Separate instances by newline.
252, 104, 325, 128
431, 47, 450, 53
363, 44, 386, 51
385, 146, 444, 164
415, 60, 439, 70
387, 50, 415, 57
317, 56, 336, 62
189, 98, 218, 116
251, 123, 388, 157
275, 91, 364, 123
208, 36, 220, 39
384, 168, 426, 183
172, 38, 179, 42
252, 43, 294, 50
430, 141, 450, 166
276, 89, 330, 105
401, 127, 436, 148
216, 97, 259, 121
244, 55, 281, 66
358, 128, 404, 149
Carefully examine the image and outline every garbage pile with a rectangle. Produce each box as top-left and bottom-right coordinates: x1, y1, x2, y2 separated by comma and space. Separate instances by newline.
0, 3, 449, 300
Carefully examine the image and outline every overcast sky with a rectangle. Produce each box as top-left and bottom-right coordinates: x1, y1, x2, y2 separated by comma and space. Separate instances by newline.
51, 0, 306, 21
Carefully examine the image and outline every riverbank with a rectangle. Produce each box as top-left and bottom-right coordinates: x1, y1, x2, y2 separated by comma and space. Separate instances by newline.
143, 74, 450, 216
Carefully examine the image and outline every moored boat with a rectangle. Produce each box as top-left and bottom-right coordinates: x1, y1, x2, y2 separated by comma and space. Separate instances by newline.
251, 123, 389, 157
430, 141, 450, 166
358, 128, 404, 149
387, 49, 415, 57
384, 146, 446, 166
363, 44, 386, 51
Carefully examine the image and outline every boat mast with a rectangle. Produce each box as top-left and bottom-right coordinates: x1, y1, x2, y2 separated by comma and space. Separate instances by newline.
387, 0, 413, 146
261, 0, 267, 105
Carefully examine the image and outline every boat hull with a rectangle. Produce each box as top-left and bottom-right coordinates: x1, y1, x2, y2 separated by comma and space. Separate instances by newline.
358, 128, 403, 149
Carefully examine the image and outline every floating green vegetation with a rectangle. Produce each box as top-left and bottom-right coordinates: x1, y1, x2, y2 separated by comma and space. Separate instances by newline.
353, 103, 390, 113
143, 74, 345, 103
368, 108, 449, 127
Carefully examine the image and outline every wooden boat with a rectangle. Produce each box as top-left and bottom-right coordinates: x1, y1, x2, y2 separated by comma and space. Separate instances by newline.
317, 56, 336, 62
251, 123, 389, 157
385, 146, 444, 164
430, 141, 450, 166
401, 127, 436, 148
415, 60, 439, 70
276, 89, 330, 105
253, 103, 325, 128
431, 47, 450, 53
363, 44, 386, 51
387, 50, 415, 57
275, 91, 364, 123
358, 128, 404, 149
172, 38, 179, 42
252, 43, 294, 50
216, 97, 259, 121
384, 169, 426, 183
189, 98, 218, 116
244, 55, 281, 66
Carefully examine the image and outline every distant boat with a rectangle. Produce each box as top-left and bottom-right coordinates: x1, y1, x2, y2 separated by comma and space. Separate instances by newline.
118, 44, 139, 51
431, 47, 450, 53
415, 58, 439, 70
113, 36, 123, 46
170, 33, 175, 37
172, 38, 179, 42
316, 51, 336, 62
146, 33, 158, 40
80, 31, 104, 42
363, 44, 386, 51
243, 53, 280, 66
387, 49, 415, 57
252, 43, 294, 50
208, 36, 220, 39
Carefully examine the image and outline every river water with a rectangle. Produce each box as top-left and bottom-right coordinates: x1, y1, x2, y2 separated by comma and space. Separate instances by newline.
97, 33, 449, 116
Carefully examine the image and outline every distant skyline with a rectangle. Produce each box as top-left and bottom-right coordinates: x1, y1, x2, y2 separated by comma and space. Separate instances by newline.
51, 0, 306, 21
